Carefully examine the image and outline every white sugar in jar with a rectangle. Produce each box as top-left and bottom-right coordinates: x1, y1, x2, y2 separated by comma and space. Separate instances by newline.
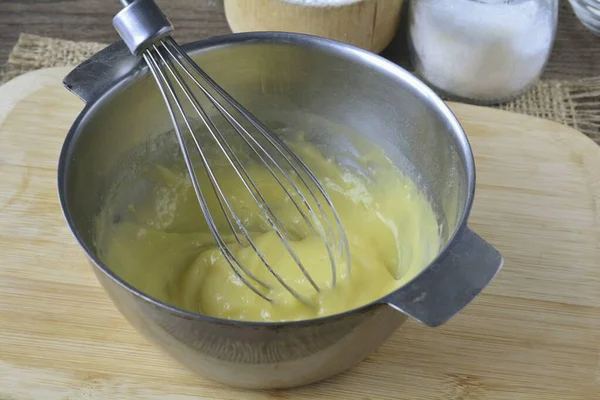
408, 0, 558, 104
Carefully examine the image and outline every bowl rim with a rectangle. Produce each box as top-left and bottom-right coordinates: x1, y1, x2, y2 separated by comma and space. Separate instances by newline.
58, 30, 475, 328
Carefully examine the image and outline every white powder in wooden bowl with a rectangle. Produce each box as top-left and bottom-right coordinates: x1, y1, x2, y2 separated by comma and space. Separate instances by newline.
283, 0, 363, 7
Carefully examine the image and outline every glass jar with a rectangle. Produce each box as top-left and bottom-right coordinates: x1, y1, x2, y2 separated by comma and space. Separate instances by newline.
408, 0, 558, 105
569, 0, 600, 36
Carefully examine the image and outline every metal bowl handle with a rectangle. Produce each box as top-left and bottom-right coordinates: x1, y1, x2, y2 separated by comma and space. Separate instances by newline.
63, 41, 140, 104
385, 227, 503, 327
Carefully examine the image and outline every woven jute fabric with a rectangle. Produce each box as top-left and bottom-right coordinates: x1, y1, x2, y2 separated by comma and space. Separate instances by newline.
2, 33, 599, 144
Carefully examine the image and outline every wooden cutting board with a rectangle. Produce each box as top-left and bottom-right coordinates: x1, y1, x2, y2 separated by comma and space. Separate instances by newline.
0, 67, 599, 400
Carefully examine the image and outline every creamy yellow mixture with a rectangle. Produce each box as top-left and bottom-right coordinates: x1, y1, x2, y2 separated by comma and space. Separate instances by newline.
99, 137, 441, 322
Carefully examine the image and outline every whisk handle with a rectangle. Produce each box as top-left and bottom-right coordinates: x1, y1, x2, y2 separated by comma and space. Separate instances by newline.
113, 0, 174, 55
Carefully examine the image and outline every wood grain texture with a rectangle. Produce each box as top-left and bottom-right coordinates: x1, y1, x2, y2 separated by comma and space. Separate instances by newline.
224, 0, 403, 53
0, 67, 599, 399
0, 1, 599, 80
0, 0, 230, 74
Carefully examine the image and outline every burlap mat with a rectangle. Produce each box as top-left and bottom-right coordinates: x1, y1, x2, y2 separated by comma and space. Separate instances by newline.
2, 33, 599, 144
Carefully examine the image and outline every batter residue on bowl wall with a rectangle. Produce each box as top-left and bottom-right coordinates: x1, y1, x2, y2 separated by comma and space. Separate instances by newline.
98, 134, 441, 322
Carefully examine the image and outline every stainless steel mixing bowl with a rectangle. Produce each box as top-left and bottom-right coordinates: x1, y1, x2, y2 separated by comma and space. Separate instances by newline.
58, 32, 503, 389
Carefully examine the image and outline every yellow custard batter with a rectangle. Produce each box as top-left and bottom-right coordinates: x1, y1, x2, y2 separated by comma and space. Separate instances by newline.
99, 137, 441, 322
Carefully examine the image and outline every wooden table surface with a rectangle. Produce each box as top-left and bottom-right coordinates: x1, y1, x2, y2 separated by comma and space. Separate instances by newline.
0, 0, 598, 81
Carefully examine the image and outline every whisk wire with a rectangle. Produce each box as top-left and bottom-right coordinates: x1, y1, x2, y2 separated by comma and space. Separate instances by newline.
113, 0, 352, 303
162, 41, 322, 236
153, 44, 321, 297
160, 40, 341, 288
161, 41, 339, 281
164, 38, 352, 278
150, 42, 328, 303
144, 48, 273, 301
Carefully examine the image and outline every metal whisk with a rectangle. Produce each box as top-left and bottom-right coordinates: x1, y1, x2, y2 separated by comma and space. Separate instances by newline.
113, 0, 350, 303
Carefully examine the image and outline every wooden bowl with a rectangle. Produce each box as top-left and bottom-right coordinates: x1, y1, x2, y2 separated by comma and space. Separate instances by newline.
223, 0, 404, 54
